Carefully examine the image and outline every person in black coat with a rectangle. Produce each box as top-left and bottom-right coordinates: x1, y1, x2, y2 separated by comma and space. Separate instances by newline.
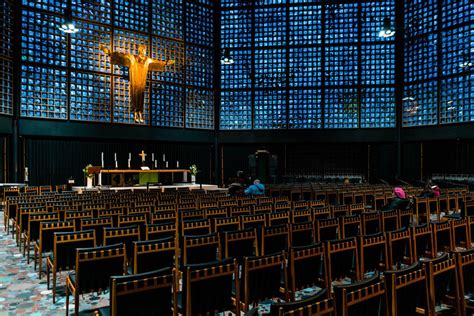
382, 187, 410, 211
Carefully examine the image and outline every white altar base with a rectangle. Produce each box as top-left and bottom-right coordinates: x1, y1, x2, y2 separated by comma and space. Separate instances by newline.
72, 183, 226, 194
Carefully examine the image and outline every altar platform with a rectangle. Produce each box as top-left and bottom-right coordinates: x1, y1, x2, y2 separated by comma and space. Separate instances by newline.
72, 183, 225, 194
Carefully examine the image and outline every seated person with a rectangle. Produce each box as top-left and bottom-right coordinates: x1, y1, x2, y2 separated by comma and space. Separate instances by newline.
382, 187, 410, 211
431, 185, 441, 197
244, 179, 265, 196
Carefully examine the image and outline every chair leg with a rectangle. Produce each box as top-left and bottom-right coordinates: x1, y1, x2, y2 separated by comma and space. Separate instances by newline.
52, 268, 56, 304
65, 282, 69, 316
38, 252, 43, 279
46, 262, 50, 289
34, 246, 37, 271
74, 292, 79, 316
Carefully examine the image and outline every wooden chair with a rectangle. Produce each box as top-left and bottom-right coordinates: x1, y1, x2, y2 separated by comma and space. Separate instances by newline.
133, 236, 177, 273
292, 200, 309, 211
98, 208, 124, 226
454, 247, 474, 314
361, 211, 380, 235
181, 218, 211, 237
373, 194, 386, 211
109, 267, 176, 316
24, 212, 59, 262
266, 211, 290, 227
16, 206, 48, 249
221, 228, 258, 262
379, 210, 400, 233
349, 203, 365, 216
212, 216, 240, 233
253, 203, 273, 215
312, 206, 332, 220
79, 217, 113, 246
326, 237, 360, 285
118, 214, 147, 240
230, 205, 252, 217
399, 208, 413, 229
204, 207, 227, 219
240, 253, 286, 312
145, 222, 176, 241
287, 243, 328, 301
151, 210, 176, 225
422, 253, 461, 316
65, 243, 127, 316
180, 259, 240, 316
103, 225, 140, 263
386, 227, 414, 270
338, 215, 361, 239
271, 288, 331, 315
411, 224, 435, 260
182, 232, 220, 265
385, 262, 429, 316
290, 222, 314, 247
315, 218, 339, 242
34, 220, 75, 278
46, 230, 96, 303
358, 232, 388, 277
240, 214, 266, 231
261, 224, 290, 256
291, 208, 312, 224
333, 274, 387, 316
64, 210, 93, 230
414, 198, 429, 225
469, 215, 474, 248
431, 221, 453, 255
332, 205, 349, 218
450, 218, 470, 250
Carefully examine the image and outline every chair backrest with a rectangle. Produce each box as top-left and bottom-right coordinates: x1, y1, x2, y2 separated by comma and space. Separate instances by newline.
411, 224, 434, 260
326, 237, 360, 284
333, 274, 386, 316
230, 205, 251, 217
398, 209, 413, 229
182, 259, 239, 316
133, 236, 177, 274
280, 295, 334, 315
212, 216, 240, 233
28, 212, 59, 241
358, 232, 387, 276
380, 210, 400, 233
290, 222, 314, 247
80, 217, 113, 246
386, 227, 413, 269
253, 203, 273, 215
241, 253, 286, 311
332, 205, 349, 218
74, 243, 126, 296
182, 232, 220, 265
361, 211, 380, 235
65, 210, 94, 230
222, 228, 258, 262
315, 218, 339, 242
181, 218, 211, 237
338, 215, 361, 239
454, 247, 474, 312
385, 262, 428, 316
145, 222, 176, 241
204, 207, 227, 219
431, 221, 453, 254
262, 224, 290, 256
288, 243, 327, 300
103, 225, 140, 262
151, 210, 176, 225
266, 211, 290, 227
291, 209, 312, 224
98, 208, 124, 226
450, 218, 468, 249
53, 230, 96, 272
38, 220, 75, 253
240, 214, 266, 230
312, 206, 331, 220
110, 267, 175, 316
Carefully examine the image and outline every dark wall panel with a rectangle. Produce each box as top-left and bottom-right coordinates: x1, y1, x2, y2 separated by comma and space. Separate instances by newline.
25, 138, 213, 186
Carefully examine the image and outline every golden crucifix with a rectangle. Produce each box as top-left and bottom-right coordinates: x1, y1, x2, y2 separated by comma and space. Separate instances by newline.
138, 150, 147, 162
100, 44, 175, 123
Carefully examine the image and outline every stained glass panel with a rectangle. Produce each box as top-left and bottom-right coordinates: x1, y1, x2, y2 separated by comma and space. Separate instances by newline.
220, 90, 252, 130
186, 88, 214, 129
289, 89, 322, 129
324, 88, 359, 128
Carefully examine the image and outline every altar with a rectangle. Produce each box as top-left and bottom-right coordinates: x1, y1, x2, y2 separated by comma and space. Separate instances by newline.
97, 169, 190, 187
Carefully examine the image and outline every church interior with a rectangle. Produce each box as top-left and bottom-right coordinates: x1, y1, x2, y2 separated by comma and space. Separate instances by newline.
0, 0, 474, 315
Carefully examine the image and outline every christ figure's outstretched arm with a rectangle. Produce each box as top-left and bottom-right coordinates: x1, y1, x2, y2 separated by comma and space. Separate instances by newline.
99, 44, 131, 67
149, 58, 175, 71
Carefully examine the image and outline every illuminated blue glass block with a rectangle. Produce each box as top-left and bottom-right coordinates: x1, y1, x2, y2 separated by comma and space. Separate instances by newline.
150, 37, 184, 84
0, 58, 13, 115
187, 45, 213, 88
404, 0, 437, 39
0, 2, 13, 58
23, 0, 66, 14
114, 0, 149, 32
70, 72, 111, 122
73, 0, 111, 24
221, 9, 252, 48
20, 65, 67, 119
254, 90, 287, 129
289, 89, 322, 129
185, 88, 214, 130
361, 2, 396, 42
325, 3, 358, 44
440, 74, 474, 124
152, 0, 183, 40
442, 0, 473, 28
255, 7, 287, 47
220, 90, 252, 130
403, 81, 438, 127
361, 44, 395, 85
324, 88, 359, 129
289, 47, 322, 87
186, 2, 214, 47
404, 34, 438, 83
221, 50, 252, 89
325, 46, 358, 86
151, 82, 184, 128
21, 10, 67, 67
289, 5, 322, 45
442, 25, 474, 76
255, 49, 287, 89
361, 87, 395, 128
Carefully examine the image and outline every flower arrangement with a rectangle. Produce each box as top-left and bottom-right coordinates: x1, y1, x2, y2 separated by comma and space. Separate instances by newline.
189, 164, 200, 176
83, 164, 94, 179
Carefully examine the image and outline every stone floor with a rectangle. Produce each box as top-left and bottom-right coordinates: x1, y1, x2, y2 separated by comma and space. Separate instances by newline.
0, 210, 108, 316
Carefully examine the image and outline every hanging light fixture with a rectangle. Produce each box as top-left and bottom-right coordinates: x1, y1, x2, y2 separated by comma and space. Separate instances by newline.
220, 49, 234, 65
58, 8, 79, 34
379, 17, 395, 38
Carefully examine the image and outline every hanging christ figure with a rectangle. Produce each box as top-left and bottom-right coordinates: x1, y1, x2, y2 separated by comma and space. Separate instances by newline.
100, 44, 175, 123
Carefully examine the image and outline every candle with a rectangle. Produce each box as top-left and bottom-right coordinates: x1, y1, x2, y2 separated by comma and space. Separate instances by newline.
101, 152, 104, 168
152, 153, 154, 161
128, 159, 131, 169
163, 154, 165, 162
114, 153, 117, 161
115, 161, 118, 168
166, 161, 168, 168
155, 160, 157, 169
177, 161, 179, 168
25, 167, 29, 182
129, 153, 131, 160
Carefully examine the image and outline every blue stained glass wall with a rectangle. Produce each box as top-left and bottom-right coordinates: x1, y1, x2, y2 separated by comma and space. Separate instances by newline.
19, 0, 215, 129
0, 0, 14, 115
403, 0, 474, 126
220, 1, 396, 130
